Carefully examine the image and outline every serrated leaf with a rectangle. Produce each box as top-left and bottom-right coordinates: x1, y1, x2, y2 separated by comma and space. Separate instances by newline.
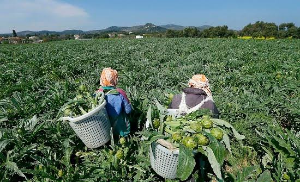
236, 166, 257, 182
286, 129, 300, 149
30, 121, 46, 139
205, 132, 226, 165
22, 168, 56, 180
62, 139, 73, 167
261, 146, 274, 161
155, 100, 166, 115
211, 119, 245, 140
271, 134, 295, 156
24, 115, 38, 131
177, 144, 196, 181
262, 154, 272, 167
221, 129, 231, 154
19, 144, 37, 158
203, 146, 222, 180
257, 170, 272, 182
6, 161, 26, 179
0, 140, 9, 153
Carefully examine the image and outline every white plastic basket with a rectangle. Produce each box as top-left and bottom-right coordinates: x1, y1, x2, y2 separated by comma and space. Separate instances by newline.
150, 142, 179, 179
62, 101, 111, 148
166, 109, 181, 118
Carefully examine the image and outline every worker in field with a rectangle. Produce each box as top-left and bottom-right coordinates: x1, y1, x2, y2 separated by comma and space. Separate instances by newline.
97, 68, 132, 137
169, 74, 219, 118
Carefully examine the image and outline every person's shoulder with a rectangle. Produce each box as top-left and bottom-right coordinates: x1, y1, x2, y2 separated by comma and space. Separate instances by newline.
116, 88, 129, 97
116, 88, 130, 102
116, 88, 126, 93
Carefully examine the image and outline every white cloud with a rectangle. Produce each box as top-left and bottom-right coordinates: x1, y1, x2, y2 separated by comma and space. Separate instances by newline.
0, 0, 90, 33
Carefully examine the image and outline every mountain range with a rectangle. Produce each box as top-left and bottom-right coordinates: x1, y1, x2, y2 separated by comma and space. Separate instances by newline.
0, 23, 213, 36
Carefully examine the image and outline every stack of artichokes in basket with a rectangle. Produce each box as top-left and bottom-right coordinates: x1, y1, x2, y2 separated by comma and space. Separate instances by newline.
61, 85, 105, 117
147, 106, 245, 181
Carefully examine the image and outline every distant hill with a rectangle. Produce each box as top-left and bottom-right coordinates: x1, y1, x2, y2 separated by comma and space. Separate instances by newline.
125, 23, 167, 33
0, 23, 213, 36
1, 30, 84, 36
197, 25, 213, 30
87, 23, 167, 34
160, 24, 185, 30
160, 24, 213, 31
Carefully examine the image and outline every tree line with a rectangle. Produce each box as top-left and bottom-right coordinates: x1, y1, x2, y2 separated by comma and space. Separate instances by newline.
166, 21, 300, 39
3, 21, 300, 42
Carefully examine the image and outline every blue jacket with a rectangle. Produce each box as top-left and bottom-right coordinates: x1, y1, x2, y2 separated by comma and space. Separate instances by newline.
99, 87, 132, 136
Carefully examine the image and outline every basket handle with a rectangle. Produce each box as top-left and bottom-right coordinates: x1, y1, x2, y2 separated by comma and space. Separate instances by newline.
60, 117, 72, 121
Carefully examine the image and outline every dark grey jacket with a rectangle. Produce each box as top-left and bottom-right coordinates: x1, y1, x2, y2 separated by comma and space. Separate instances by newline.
168, 87, 220, 118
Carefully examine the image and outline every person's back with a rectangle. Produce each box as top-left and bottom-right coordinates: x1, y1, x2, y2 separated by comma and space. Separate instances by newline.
98, 68, 132, 137
169, 74, 219, 118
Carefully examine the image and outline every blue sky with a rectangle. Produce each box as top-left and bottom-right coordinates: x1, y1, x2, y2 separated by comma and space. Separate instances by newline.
0, 0, 299, 33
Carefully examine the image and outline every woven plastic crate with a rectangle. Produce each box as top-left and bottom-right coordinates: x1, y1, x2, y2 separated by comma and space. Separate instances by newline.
150, 142, 179, 179
166, 109, 181, 118
62, 101, 111, 148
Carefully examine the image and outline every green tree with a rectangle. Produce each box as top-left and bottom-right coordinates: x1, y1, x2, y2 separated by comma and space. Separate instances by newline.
201, 28, 212, 38
166, 30, 178, 38
263, 23, 278, 38
297, 27, 300, 39
241, 21, 278, 38
278, 22, 297, 38
99, 33, 109, 38
182, 27, 199, 37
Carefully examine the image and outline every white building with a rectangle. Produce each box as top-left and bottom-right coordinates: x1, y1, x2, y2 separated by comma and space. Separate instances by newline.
29, 36, 42, 43
74, 34, 81, 40
136, 35, 143, 39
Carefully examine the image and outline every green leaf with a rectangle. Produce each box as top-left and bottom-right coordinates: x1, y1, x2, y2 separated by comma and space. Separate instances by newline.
221, 129, 231, 154
261, 146, 274, 161
0, 140, 9, 153
0, 117, 8, 122
177, 144, 196, 181
236, 166, 257, 182
24, 115, 38, 131
256, 170, 272, 182
30, 121, 46, 140
62, 139, 73, 167
22, 168, 57, 180
18, 144, 37, 159
155, 100, 167, 115
211, 119, 245, 140
110, 127, 114, 147
147, 106, 152, 128
271, 134, 295, 156
286, 129, 300, 150
146, 135, 166, 144
206, 132, 226, 165
261, 146, 273, 167
262, 154, 272, 168
6, 161, 26, 179
284, 157, 295, 169
203, 146, 222, 180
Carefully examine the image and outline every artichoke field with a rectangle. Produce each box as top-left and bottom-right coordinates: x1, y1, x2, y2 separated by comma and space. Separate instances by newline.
0, 38, 299, 181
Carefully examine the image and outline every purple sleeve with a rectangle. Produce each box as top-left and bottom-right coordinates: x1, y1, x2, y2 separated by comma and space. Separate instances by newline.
168, 94, 181, 109
117, 88, 130, 103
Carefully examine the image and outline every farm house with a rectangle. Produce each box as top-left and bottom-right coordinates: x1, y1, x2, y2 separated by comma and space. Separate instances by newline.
135, 35, 143, 39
